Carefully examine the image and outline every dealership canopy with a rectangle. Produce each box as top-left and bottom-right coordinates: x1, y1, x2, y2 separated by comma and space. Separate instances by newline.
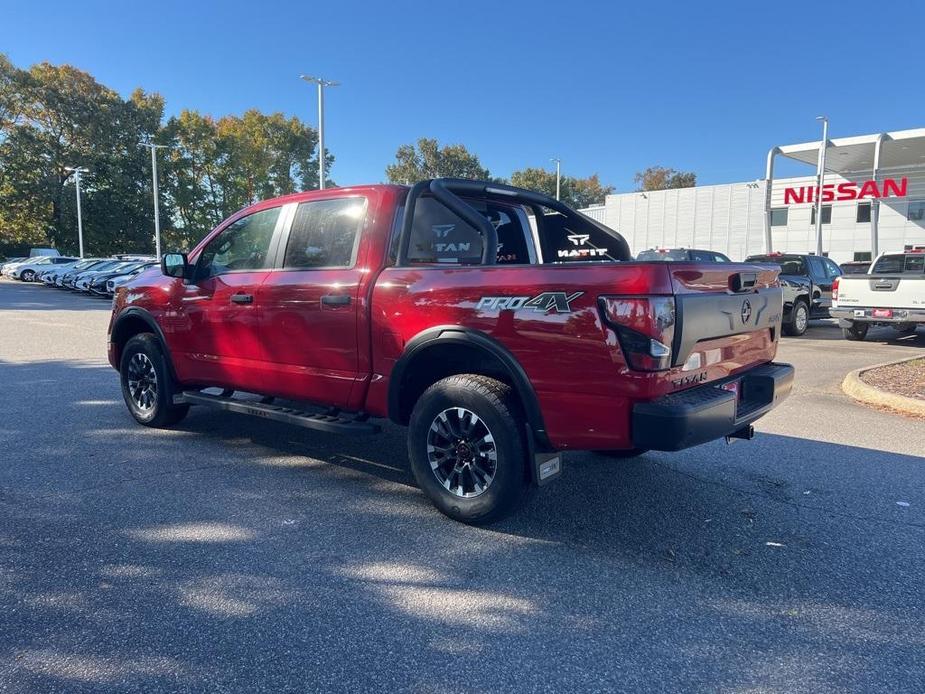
764, 127, 925, 254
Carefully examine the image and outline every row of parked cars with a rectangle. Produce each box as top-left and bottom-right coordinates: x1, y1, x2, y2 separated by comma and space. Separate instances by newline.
0, 254, 157, 298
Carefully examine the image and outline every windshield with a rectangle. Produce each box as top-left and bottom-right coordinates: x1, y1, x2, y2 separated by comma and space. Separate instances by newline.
637, 249, 690, 262
747, 255, 806, 275
871, 254, 925, 274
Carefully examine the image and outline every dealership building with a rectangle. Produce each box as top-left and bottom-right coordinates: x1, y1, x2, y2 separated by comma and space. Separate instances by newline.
582, 127, 925, 263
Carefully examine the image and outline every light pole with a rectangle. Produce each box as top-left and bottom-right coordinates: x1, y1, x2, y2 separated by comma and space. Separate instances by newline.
550, 157, 561, 200
64, 166, 89, 258
813, 116, 828, 257
300, 75, 340, 190
140, 141, 171, 258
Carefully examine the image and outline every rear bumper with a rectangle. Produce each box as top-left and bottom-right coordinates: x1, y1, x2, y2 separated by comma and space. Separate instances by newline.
632, 362, 794, 452
831, 307, 925, 325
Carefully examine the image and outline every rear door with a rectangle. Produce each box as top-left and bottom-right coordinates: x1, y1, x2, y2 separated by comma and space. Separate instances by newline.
257, 195, 371, 408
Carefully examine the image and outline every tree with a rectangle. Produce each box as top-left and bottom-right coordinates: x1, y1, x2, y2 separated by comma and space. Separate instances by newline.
385, 137, 491, 183
509, 167, 614, 208
634, 166, 696, 191
160, 109, 327, 249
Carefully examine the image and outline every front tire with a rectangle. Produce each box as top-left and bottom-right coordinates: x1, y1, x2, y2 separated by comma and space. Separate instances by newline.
119, 333, 189, 427
21, 270, 35, 282
842, 323, 869, 341
782, 299, 809, 336
407, 374, 529, 524
893, 323, 917, 336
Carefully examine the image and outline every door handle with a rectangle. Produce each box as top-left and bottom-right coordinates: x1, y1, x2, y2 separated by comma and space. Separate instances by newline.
321, 294, 351, 306
230, 293, 254, 304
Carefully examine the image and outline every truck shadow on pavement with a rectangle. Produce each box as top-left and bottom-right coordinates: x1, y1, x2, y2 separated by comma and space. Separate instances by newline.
803, 319, 925, 346
2, 358, 925, 692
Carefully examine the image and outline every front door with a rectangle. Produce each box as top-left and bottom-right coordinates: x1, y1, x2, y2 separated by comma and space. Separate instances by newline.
258, 196, 369, 408
177, 205, 283, 392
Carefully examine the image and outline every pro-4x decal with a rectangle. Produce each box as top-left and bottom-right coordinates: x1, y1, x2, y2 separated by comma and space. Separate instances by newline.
476, 291, 584, 314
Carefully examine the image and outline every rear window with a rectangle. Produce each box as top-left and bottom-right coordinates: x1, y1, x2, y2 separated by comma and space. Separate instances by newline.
637, 249, 690, 262
872, 254, 925, 274
746, 255, 807, 275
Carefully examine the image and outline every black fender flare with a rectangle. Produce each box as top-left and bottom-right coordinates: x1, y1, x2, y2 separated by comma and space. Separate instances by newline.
110, 307, 179, 381
388, 325, 551, 450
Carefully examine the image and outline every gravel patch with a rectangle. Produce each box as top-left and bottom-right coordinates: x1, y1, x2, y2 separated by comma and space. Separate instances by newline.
861, 358, 925, 401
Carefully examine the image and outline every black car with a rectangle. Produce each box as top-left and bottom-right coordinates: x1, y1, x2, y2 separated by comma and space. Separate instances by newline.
636, 247, 732, 262
87, 262, 156, 297
745, 253, 842, 336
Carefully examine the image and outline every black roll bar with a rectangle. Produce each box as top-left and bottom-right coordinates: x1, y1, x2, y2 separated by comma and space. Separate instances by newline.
396, 177, 631, 265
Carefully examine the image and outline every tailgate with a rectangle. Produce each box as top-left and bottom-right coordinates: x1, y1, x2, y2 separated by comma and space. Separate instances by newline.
669, 263, 783, 370
835, 274, 922, 309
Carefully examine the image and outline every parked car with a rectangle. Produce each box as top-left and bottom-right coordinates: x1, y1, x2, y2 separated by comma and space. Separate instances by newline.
831, 250, 925, 340
48, 258, 103, 287
105, 265, 158, 297
75, 261, 141, 292
9, 256, 78, 281
63, 260, 126, 289
88, 262, 157, 297
109, 179, 793, 523
636, 247, 731, 262
840, 260, 871, 275
744, 253, 842, 336
1, 258, 29, 275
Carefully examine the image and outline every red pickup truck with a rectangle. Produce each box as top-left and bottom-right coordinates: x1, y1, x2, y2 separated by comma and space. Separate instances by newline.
108, 179, 793, 523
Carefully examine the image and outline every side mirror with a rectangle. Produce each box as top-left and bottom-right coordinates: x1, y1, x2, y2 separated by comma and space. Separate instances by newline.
161, 252, 189, 279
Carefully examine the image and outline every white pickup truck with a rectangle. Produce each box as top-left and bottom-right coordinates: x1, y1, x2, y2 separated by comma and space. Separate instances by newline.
831, 250, 925, 340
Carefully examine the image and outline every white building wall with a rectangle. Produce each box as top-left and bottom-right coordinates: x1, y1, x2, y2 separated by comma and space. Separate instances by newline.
587, 170, 925, 264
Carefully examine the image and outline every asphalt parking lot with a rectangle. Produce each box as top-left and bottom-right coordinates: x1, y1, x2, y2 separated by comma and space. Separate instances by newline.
1, 278, 924, 693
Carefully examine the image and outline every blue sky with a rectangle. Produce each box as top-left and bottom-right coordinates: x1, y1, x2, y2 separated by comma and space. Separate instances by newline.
2, 0, 923, 191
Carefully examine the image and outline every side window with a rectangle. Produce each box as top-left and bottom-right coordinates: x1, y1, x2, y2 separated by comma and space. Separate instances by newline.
807, 256, 826, 280
537, 212, 618, 263
714, 253, 730, 262
283, 197, 367, 269
198, 207, 280, 279
407, 197, 484, 265
823, 258, 842, 278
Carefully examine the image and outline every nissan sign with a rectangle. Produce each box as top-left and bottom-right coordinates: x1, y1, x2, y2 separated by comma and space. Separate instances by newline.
783, 177, 908, 205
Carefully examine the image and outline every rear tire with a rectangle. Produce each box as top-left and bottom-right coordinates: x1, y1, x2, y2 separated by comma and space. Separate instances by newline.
782, 299, 809, 336
407, 374, 529, 524
893, 323, 917, 336
119, 333, 189, 427
842, 323, 869, 341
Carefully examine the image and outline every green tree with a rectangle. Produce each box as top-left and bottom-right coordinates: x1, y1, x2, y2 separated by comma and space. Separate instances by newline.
509, 167, 614, 208
0, 60, 162, 255
634, 166, 696, 191
385, 137, 492, 183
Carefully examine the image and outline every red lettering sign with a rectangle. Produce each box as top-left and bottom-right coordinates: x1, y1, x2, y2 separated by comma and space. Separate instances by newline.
782, 177, 907, 205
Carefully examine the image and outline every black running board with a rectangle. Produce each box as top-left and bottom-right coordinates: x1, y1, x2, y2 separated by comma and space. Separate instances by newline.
176, 390, 381, 435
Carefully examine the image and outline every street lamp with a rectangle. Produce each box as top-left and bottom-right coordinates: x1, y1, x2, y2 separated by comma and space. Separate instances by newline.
64, 166, 89, 258
299, 75, 340, 190
814, 116, 829, 257
140, 141, 172, 258
550, 157, 561, 201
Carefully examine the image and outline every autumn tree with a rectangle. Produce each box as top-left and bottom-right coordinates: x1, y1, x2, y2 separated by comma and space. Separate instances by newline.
634, 166, 696, 191
385, 137, 492, 183
509, 167, 614, 208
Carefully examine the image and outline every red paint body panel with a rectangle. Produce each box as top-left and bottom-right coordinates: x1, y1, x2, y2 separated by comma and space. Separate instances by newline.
109, 184, 782, 452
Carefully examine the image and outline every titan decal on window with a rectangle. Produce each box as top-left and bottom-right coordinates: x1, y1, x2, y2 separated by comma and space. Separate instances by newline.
432, 224, 470, 253
557, 233, 609, 259
476, 291, 584, 313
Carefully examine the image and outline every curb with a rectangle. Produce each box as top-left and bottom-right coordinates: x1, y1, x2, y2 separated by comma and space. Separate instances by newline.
842, 355, 925, 417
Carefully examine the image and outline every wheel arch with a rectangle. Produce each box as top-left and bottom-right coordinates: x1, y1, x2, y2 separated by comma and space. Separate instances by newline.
388, 326, 551, 449
110, 308, 178, 380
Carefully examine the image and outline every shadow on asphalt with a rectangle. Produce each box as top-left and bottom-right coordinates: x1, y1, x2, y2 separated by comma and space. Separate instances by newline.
3, 358, 925, 691
800, 319, 925, 346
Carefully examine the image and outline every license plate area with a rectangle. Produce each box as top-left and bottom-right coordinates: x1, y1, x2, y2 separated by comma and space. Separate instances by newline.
720, 379, 741, 417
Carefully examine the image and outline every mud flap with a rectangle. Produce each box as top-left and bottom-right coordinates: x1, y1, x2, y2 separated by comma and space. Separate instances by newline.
525, 423, 562, 486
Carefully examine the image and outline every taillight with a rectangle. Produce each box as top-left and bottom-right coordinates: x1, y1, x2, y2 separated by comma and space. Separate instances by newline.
832, 276, 840, 301
599, 296, 675, 371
